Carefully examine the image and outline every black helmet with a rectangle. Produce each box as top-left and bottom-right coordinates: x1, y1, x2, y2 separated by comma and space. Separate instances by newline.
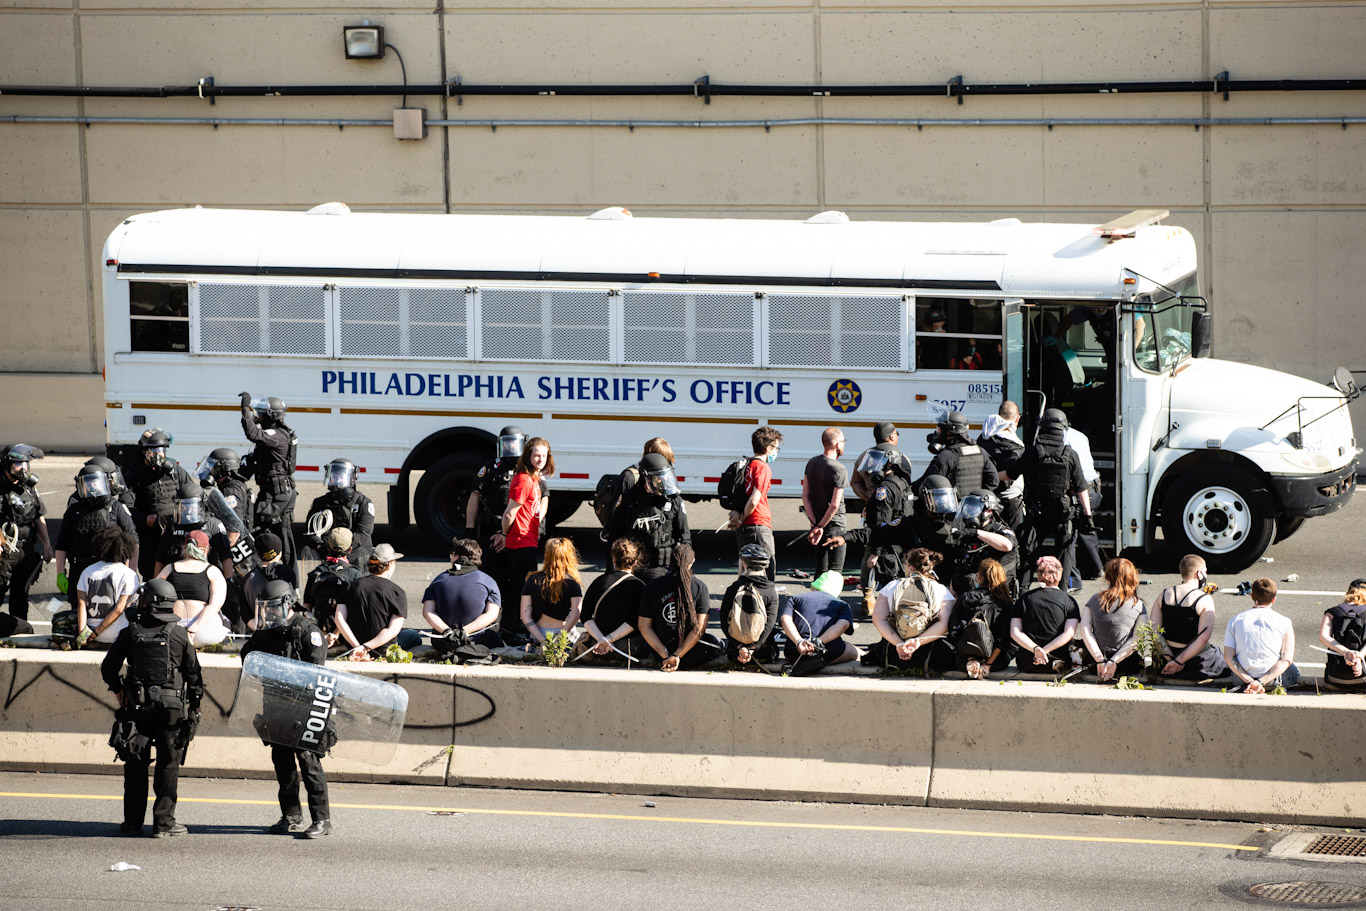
84, 457, 128, 495
255, 578, 298, 629
4, 443, 43, 464
139, 428, 172, 466
497, 426, 526, 461
967, 488, 1001, 514
74, 466, 113, 502
172, 481, 205, 526
249, 396, 286, 423
325, 458, 358, 490
938, 411, 971, 438
1041, 408, 1069, 428
639, 451, 679, 496
196, 447, 240, 484
921, 474, 958, 516
137, 579, 179, 619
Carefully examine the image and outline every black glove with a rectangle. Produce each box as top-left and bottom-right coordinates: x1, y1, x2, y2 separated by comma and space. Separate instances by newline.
239, 391, 253, 407
1078, 514, 1096, 535
453, 527, 468, 541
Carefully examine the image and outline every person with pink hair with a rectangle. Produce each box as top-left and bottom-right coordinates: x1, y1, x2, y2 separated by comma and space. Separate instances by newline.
1008, 555, 1080, 672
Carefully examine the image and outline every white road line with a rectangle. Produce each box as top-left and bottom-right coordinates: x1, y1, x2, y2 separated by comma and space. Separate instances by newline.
1218, 588, 1343, 597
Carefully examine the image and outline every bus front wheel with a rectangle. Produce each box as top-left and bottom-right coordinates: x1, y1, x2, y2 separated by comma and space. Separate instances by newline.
414, 452, 484, 545
1160, 465, 1276, 573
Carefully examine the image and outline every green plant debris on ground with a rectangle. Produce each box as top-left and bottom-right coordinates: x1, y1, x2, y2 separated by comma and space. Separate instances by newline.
1114, 676, 1152, 690
383, 643, 413, 663
541, 631, 571, 668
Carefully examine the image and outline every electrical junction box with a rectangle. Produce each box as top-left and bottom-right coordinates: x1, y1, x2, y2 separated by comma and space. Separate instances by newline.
393, 108, 426, 140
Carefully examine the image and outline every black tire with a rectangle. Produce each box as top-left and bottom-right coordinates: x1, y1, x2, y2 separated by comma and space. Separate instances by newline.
545, 493, 585, 528
413, 452, 484, 545
1274, 515, 1306, 544
1160, 465, 1276, 573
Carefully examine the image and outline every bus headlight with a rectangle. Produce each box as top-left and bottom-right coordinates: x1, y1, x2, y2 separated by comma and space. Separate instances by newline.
1281, 449, 1334, 472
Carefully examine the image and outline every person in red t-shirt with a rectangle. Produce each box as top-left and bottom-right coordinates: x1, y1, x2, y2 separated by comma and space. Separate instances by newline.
497, 436, 553, 637
728, 426, 782, 582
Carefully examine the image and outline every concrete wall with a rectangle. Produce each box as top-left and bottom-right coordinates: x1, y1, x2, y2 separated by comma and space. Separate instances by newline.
2, 0, 1365, 450
3, 652, 1364, 824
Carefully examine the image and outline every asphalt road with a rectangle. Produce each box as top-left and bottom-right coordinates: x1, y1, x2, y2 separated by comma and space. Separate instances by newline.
2, 772, 1363, 911
21, 455, 1366, 672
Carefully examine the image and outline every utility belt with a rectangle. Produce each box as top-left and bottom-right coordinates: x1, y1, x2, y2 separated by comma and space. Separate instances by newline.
129, 682, 184, 709
264, 474, 295, 496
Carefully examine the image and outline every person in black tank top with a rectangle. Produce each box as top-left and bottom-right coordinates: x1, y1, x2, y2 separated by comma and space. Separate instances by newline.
1319, 580, 1366, 689
1151, 554, 1229, 682
165, 566, 212, 602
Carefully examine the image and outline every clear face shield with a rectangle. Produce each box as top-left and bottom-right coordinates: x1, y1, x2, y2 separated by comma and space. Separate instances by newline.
923, 486, 959, 516
144, 446, 168, 467
173, 497, 204, 526
256, 595, 292, 630
956, 495, 987, 529
75, 471, 111, 501
195, 456, 218, 483
645, 467, 681, 497
855, 448, 890, 478
498, 433, 525, 461
326, 462, 356, 490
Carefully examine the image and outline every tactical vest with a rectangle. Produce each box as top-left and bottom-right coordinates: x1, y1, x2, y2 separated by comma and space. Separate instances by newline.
1028, 443, 1072, 500
628, 495, 683, 568
220, 477, 253, 527
867, 474, 913, 526
0, 485, 39, 532
68, 502, 117, 564
322, 490, 359, 530
254, 423, 298, 493
129, 459, 183, 517
129, 618, 181, 695
947, 444, 986, 498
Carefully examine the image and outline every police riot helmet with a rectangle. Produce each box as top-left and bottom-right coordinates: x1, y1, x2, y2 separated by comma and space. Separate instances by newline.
921, 474, 958, 516
957, 494, 990, 529
255, 578, 298, 629
172, 482, 205, 527
4, 443, 43, 466
1041, 408, 1069, 428
84, 457, 128, 496
74, 466, 113, 502
252, 396, 287, 424
497, 426, 526, 461
196, 447, 240, 483
139, 428, 172, 466
640, 451, 680, 496
326, 458, 358, 490
967, 488, 1001, 516
938, 411, 971, 439
855, 447, 892, 480
137, 578, 180, 620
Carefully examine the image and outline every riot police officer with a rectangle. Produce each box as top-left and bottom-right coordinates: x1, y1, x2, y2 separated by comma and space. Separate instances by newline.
53, 464, 138, 607
196, 447, 252, 529
912, 473, 959, 556
920, 411, 998, 499
849, 422, 912, 502
154, 481, 233, 578
239, 579, 332, 838
124, 427, 195, 579
100, 579, 203, 837
0, 444, 53, 624
81, 456, 135, 510
303, 458, 374, 566
608, 452, 690, 581
239, 393, 299, 569
1007, 408, 1093, 590
948, 489, 1019, 591
827, 451, 918, 613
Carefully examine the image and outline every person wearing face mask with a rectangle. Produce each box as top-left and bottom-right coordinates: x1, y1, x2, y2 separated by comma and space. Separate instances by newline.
727, 426, 783, 583
124, 428, 195, 579
1151, 554, 1229, 682
608, 451, 689, 582
0, 444, 53, 628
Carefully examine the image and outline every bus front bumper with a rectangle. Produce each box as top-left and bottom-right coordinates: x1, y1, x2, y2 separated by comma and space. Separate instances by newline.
1272, 458, 1358, 518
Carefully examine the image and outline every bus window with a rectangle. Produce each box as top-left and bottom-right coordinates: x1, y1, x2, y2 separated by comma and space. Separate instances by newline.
914, 298, 1003, 371
768, 293, 902, 369
129, 282, 189, 353
1133, 274, 1199, 373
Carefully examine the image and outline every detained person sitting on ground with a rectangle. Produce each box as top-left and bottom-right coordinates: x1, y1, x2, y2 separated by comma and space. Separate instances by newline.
638, 544, 724, 671
519, 536, 583, 647
241, 532, 297, 633
864, 547, 955, 670
575, 538, 649, 664
334, 543, 422, 660
1223, 578, 1300, 693
1320, 579, 1366, 690
1151, 554, 1228, 682
156, 529, 231, 648
421, 537, 505, 651
75, 525, 140, 647
944, 559, 1015, 679
1080, 557, 1149, 682
1009, 555, 1080, 673
720, 543, 780, 666
779, 570, 859, 676
302, 528, 360, 650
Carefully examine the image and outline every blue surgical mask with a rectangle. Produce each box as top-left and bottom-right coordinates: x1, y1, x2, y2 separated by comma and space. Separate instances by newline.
765, 452, 777, 464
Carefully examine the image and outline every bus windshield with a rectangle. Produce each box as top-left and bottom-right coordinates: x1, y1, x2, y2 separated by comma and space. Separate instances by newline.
1133, 273, 1200, 373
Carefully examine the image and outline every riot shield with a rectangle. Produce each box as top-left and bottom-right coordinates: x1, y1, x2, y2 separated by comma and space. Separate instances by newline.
230, 651, 408, 765
206, 487, 257, 577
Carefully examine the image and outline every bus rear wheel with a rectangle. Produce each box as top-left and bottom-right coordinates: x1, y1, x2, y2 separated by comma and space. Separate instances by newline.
414, 452, 484, 545
1160, 465, 1275, 573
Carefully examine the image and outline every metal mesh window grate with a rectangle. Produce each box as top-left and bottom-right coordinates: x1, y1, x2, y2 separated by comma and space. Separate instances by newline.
480, 287, 543, 360
199, 284, 263, 353
549, 291, 610, 361
266, 286, 326, 355
339, 287, 401, 358
410, 288, 467, 358
694, 293, 755, 365
623, 292, 688, 363
768, 294, 903, 369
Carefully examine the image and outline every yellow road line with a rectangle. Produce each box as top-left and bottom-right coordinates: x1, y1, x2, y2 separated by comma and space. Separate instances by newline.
0, 791, 1258, 852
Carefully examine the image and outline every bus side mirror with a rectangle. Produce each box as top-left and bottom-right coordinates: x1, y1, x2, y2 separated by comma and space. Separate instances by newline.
1190, 311, 1212, 358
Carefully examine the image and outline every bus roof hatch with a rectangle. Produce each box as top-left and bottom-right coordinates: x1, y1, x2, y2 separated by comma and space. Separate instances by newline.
1094, 209, 1170, 241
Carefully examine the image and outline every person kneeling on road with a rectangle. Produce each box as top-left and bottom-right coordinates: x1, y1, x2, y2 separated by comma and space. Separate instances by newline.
239, 580, 332, 838
719, 544, 779, 666
422, 537, 505, 653
779, 571, 859, 676
334, 543, 422, 661
1320, 578, 1366, 691
638, 544, 724, 671
942, 559, 1015, 680
574, 538, 648, 665
1009, 556, 1080, 673
863, 547, 955, 671
1224, 578, 1300, 693
1151, 554, 1228, 682
1080, 557, 1148, 682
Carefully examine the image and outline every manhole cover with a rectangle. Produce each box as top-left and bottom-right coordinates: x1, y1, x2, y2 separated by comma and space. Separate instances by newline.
1249, 881, 1366, 904
1307, 837, 1366, 858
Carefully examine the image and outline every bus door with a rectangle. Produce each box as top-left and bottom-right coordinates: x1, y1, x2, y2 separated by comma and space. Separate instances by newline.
1018, 301, 1121, 553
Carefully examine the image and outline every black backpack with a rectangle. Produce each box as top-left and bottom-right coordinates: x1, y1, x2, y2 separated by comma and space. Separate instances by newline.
592, 466, 639, 530
1335, 608, 1366, 651
953, 589, 997, 659
130, 619, 176, 692
717, 457, 754, 511
308, 560, 359, 629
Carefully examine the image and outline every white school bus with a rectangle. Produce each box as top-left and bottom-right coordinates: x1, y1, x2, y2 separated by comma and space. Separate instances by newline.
101, 204, 1357, 571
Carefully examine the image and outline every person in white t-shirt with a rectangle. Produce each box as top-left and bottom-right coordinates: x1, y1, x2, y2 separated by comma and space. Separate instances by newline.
1223, 577, 1300, 693
867, 547, 956, 669
75, 525, 140, 647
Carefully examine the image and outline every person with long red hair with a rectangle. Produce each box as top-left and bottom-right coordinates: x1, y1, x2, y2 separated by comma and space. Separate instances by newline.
519, 536, 582, 645
1080, 557, 1149, 681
